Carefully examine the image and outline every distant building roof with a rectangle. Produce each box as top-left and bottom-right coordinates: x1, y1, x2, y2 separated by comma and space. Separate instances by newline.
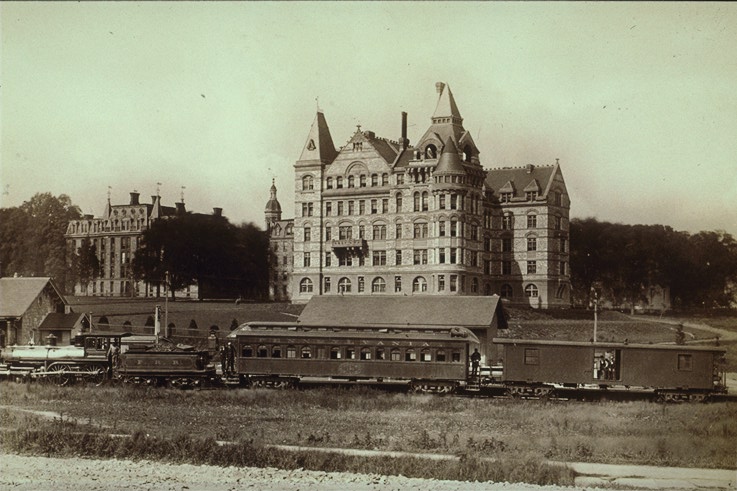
38, 312, 85, 331
298, 295, 506, 329
485, 165, 558, 199
0, 277, 66, 318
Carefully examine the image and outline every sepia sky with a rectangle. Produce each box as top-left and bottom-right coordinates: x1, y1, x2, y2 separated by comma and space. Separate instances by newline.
2, 2, 736, 237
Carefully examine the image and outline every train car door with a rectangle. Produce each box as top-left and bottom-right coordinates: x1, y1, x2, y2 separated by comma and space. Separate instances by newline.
593, 348, 621, 381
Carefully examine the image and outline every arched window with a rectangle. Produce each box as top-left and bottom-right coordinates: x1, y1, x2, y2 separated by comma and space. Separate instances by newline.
390, 348, 401, 361
405, 348, 417, 361
257, 345, 269, 357
413, 192, 420, 212
330, 347, 342, 359
301, 346, 312, 359
501, 284, 513, 298
382, 173, 389, 186
242, 345, 254, 357
302, 175, 314, 190
484, 283, 492, 295
348, 175, 355, 188
272, 346, 282, 358
395, 193, 403, 212
300, 278, 313, 293
425, 144, 437, 159
463, 145, 472, 162
421, 192, 429, 211
412, 276, 427, 293
336, 176, 343, 189
436, 349, 447, 362
421, 349, 432, 362
525, 284, 539, 298
338, 277, 352, 293
360, 174, 367, 187
286, 346, 297, 358
372, 277, 386, 293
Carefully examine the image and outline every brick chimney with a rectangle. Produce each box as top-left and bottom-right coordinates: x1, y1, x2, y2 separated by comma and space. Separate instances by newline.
399, 112, 409, 149
213, 207, 222, 217
176, 202, 186, 214
129, 191, 140, 205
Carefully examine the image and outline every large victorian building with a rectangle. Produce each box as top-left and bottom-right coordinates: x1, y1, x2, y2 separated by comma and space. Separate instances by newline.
65, 192, 222, 297
267, 82, 571, 308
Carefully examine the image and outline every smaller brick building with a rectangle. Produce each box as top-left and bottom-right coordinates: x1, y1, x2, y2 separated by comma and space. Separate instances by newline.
0, 277, 79, 346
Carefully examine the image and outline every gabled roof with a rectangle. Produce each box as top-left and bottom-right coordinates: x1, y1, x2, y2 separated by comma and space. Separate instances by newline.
523, 179, 541, 193
366, 135, 399, 164
298, 111, 338, 164
485, 165, 558, 198
298, 295, 506, 329
38, 312, 85, 331
0, 277, 66, 318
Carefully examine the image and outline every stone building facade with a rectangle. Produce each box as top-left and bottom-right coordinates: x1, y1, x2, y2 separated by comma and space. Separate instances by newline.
65, 192, 222, 297
267, 82, 571, 308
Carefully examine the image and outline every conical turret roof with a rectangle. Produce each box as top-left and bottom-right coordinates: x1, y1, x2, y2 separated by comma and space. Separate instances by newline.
434, 137, 466, 175
297, 111, 338, 165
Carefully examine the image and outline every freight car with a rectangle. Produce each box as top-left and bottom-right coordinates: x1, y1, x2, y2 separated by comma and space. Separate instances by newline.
491, 338, 727, 402
227, 322, 480, 393
0, 332, 131, 385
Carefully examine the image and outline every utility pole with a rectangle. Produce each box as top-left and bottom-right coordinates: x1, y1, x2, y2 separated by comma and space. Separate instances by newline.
592, 288, 599, 343
164, 271, 169, 338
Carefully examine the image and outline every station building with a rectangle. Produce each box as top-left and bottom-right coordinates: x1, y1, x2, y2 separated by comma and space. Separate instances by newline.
267, 82, 571, 308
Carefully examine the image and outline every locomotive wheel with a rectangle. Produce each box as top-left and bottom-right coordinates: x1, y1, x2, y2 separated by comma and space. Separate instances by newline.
83, 366, 106, 386
48, 363, 73, 386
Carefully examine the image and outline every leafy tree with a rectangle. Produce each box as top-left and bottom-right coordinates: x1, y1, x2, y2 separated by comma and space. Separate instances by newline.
69, 238, 100, 295
0, 193, 81, 292
570, 218, 737, 309
132, 213, 269, 300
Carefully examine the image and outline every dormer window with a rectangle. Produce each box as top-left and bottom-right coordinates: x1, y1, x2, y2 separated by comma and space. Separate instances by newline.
500, 192, 513, 203
526, 191, 538, 201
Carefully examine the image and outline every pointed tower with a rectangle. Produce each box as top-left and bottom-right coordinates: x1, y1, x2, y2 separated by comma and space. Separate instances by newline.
416, 83, 481, 164
264, 179, 282, 229
296, 111, 338, 167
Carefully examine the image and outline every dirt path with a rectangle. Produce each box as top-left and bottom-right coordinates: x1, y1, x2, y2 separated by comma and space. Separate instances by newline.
635, 315, 737, 342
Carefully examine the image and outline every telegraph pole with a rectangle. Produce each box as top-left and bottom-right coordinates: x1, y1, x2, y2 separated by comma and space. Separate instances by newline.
164, 271, 169, 338
592, 288, 599, 343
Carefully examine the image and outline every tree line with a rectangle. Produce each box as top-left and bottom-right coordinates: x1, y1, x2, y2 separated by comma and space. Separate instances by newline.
2, 193, 736, 308
570, 218, 737, 309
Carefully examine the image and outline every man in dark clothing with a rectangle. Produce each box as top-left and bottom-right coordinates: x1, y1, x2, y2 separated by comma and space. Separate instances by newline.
226, 341, 236, 375
470, 348, 481, 377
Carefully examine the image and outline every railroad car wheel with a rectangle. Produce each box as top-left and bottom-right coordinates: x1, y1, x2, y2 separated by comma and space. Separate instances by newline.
48, 363, 73, 386
83, 366, 106, 386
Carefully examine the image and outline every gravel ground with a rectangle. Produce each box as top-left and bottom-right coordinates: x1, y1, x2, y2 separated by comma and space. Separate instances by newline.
0, 453, 593, 491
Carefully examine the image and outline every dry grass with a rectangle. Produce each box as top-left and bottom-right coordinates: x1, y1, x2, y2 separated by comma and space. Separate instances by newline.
2, 383, 735, 472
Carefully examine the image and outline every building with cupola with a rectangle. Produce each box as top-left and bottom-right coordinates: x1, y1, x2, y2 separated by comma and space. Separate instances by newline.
266, 82, 571, 308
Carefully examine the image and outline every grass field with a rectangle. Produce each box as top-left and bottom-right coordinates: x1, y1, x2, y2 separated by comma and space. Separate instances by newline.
1, 383, 735, 481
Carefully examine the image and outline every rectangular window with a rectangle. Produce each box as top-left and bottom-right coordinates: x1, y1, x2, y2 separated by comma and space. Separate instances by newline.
324, 276, 331, 292
527, 261, 537, 274
450, 275, 457, 292
560, 261, 567, 275
395, 223, 402, 239
414, 223, 428, 238
325, 202, 332, 216
348, 201, 355, 215
527, 215, 537, 228
371, 199, 378, 214
304, 227, 311, 242
372, 251, 386, 266
325, 252, 332, 267
450, 248, 457, 264
325, 227, 332, 241
382, 198, 388, 213
527, 237, 537, 251
337, 201, 344, 216
394, 275, 402, 292
526, 191, 537, 201
439, 248, 446, 264
413, 249, 428, 265
450, 221, 457, 237
287, 346, 297, 359
359, 200, 366, 215
357, 276, 365, 293
358, 225, 365, 239
677, 354, 693, 371
303, 252, 311, 268
396, 250, 402, 265
396, 174, 404, 185
439, 221, 446, 236
500, 193, 512, 203
438, 275, 445, 291
560, 238, 567, 253
439, 194, 446, 209
502, 238, 512, 252
524, 348, 540, 365
502, 214, 513, 230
